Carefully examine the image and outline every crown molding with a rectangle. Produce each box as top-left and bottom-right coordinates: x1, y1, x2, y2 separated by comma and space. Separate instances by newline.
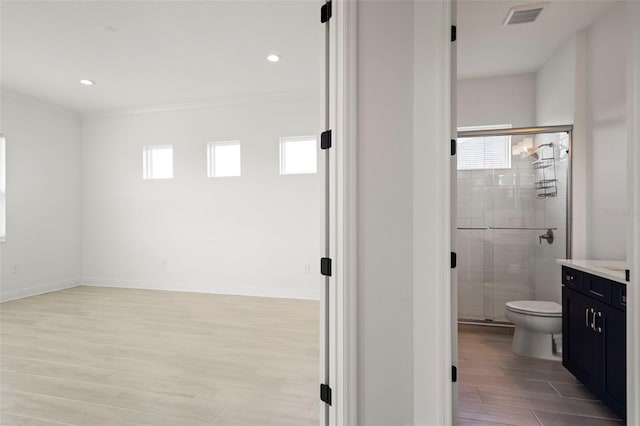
0, 88, 80, 119
81, 89, 320, 120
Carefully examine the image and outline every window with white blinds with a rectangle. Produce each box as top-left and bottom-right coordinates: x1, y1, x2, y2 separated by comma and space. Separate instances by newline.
457, 125, 512, 170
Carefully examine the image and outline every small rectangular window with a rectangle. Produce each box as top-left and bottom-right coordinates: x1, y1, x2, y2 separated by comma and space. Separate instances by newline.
457, 125, 512, 171
208, 141, 241, 177
143, 145, 173, 180
279, 136, 317, 175
0, 135, 6, 243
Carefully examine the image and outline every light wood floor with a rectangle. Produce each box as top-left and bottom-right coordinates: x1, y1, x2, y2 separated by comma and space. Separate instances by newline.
0, 286, 319, 426
458, 324, 623, 426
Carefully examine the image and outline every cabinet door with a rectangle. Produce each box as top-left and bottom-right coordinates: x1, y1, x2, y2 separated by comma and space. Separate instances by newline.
562, 286, 598, 390
597, 303, 626, 420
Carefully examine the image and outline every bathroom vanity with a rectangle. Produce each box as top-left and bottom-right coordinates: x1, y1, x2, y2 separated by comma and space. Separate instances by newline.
557, 259, 629, 422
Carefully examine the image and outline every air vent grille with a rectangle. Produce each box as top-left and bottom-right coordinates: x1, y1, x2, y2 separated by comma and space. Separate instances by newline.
503, 3, 548, 26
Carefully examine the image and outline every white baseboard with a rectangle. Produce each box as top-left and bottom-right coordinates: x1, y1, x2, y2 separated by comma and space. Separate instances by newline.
81, 278, 321, 301
0, 279, 81, 303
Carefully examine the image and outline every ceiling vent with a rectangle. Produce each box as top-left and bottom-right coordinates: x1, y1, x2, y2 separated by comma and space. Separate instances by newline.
503, 3, 548, 26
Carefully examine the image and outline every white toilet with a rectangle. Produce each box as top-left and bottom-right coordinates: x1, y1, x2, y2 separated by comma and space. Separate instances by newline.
504, 300, 562, 361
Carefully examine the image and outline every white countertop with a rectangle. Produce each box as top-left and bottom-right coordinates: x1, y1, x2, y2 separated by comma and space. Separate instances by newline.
557, 259, 630, 284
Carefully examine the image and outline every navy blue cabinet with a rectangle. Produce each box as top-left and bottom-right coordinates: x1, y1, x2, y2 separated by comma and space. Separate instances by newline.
598, 302, 626, 419
562, 286, 598, 388
561, 267, 626, 422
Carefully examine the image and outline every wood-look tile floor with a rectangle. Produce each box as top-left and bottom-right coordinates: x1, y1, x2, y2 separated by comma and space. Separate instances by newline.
458, 324, 623, 426
0, 286, 319, 426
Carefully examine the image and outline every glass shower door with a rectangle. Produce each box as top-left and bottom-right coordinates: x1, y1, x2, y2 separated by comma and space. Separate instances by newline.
457, 130, 569, 323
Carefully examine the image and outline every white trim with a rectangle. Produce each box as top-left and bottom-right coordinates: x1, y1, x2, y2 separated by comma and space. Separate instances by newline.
82, 278, 320, 301
329, 0, 358, 425
0, 279, 80, 303
450, 1, 458, 424
627, 1, 640, 424
443, 1, 454, 425
413, 1, 453, 424
82, 89, 319, 119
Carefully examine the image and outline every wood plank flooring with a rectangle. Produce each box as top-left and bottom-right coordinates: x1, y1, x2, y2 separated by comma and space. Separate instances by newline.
0, 286, 319, 426
458, 324, 623, 426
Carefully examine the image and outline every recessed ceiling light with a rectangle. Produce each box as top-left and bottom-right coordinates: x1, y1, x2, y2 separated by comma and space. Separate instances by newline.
80, 79, 95, 86
267, 54, 280, 63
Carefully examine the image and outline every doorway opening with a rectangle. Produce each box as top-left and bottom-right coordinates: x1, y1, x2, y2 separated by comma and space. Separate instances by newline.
454, 0, 630, 424
0, 1, 335, 425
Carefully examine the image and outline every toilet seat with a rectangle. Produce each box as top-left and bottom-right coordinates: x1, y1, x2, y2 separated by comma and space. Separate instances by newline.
505, 300, 562, 317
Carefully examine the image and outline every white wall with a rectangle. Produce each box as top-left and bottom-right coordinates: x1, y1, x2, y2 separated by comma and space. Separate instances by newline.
587, 2, 628, 260
357, 0, 453, 424
80, 97, 322, 300
458, 73, 536, 128
536, 37, 577, 127
0, 92, 81, 301
357, 1, 415, 424
627, 4, 640, 425
534, 4, 629, 264
572, 31, 589, 260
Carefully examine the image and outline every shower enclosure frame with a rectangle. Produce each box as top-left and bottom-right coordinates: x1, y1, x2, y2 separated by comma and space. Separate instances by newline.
457, 124, 574, 260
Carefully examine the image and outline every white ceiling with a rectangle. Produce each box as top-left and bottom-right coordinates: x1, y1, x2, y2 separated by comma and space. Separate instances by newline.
1, 1, 321, 113
458, 0, 618, 79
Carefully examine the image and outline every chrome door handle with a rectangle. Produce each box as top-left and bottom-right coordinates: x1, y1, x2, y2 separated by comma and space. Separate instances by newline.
585, 308, 591, 327
595, 312, 602, 333
590, 308, 596, 330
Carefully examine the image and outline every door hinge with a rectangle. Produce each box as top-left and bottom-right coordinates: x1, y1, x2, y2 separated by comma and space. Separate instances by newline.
321, 1, 332, 23
626, 269, 630, 282
451, 252, 457, 269
451, 139, 456, 156
452, 365, 458, 382
321, 130, 332, 150
321, 257, 332, 277
320, 383, 332, 405
451, 25, 457, 42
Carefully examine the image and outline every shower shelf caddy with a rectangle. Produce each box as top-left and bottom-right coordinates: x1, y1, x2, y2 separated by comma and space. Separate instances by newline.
533, 143, 557, 198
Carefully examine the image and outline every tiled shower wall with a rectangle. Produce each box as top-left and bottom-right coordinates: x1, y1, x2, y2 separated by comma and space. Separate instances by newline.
457, 133, 568, 321
534, 132, 569, 304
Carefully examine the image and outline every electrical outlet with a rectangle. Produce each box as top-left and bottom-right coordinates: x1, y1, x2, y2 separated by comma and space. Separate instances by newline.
304, 264, 311, 273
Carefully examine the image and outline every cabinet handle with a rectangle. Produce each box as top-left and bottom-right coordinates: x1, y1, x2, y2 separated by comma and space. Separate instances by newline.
595, 311, 603, 333
566, 274, 572, 282
585, 308, 591, 327
590, 308, 596, 331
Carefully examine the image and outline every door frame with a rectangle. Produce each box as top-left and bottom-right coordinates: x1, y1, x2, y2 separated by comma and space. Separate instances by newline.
324, 0, 358, 425
626, 2, 640, 424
